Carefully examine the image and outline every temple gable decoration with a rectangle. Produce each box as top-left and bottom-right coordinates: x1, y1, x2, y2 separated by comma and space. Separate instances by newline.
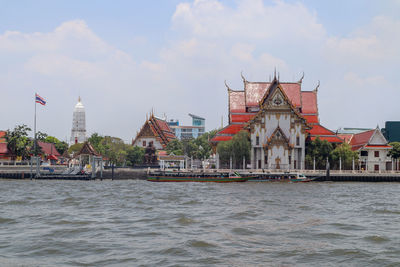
133, 114, 176, 150
264, 126, 292, 149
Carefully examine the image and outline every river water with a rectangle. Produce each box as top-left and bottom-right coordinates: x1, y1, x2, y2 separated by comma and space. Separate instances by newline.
0, 180, 399, 266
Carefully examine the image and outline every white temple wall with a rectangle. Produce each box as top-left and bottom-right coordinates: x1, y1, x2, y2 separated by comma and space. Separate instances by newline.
265, 113, 290, 138
134, 137, 163, 150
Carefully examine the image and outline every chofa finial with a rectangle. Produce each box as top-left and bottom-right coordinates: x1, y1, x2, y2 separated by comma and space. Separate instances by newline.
224, 80, 231, 91
298, 72, 304, 84
314, 80, 320, 92
241, 71, 247, 83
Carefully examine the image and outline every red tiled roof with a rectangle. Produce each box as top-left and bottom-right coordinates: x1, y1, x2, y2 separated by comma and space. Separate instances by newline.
308, 124, 336, 136
349, 130, 374, 148
38, 141, 60, 156
310, 136, 343, 143
229, 91, 246, 113
134, 115, 176, 149
245, 82, 270, 106
244, 82, 302, 107
337, 134, 353, 143
0, 131, 6, 143
218, 124, 244, 135
210, 136, 233, 142
364, 145, 392, 148
308, 124, 343, 143
281, 83, 302, 107
0, 143, 9, 154
303, 115, 319, 124
231, 114, 255, 123
301, 91, 318, 114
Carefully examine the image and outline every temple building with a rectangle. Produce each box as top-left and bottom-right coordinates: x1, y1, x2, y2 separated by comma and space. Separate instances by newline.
133, 113, 176, 150
0, 131, 11, 160
211, 73, 342, 170
338, 127, 392, 171
70, 97, 87, 144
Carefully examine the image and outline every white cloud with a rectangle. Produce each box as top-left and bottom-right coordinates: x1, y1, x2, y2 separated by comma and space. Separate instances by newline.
1, 1, 399, 141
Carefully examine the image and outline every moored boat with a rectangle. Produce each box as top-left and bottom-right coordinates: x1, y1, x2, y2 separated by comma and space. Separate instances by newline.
147, 171, 249, 183
246, 172, 314, 182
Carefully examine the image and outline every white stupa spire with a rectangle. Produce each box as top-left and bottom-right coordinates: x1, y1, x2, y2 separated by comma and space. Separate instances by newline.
70, 96, 87, 144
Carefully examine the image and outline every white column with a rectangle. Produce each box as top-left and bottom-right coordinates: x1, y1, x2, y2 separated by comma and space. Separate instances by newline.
313, 157, 316, 172
243, 156, 245, 170
339, 157, 342, 172
216, 153, 220, 170
261, 148, 265, 169
230, 156, 232, 170
352, 157, 355, 173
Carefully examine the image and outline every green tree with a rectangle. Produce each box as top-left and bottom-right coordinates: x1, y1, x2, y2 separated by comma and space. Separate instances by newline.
44, 136, 68, 155
166, 139, 183, 155
68, 143, 84, 155
5, 124, 32, 160
330, 143, 359, 169
305, 137, 334, 169
388, 142, 400, 159
88, 133, 106, 155
36, 131, 48, 141
216, 130, 250, 168
101, 136, 130, 166
126, 146, 145, 166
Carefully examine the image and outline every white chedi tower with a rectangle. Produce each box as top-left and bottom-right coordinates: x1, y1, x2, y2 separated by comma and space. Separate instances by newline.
70, 97, 87, 144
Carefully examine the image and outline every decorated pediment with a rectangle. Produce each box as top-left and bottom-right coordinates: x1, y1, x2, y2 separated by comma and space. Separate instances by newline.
265, 126, 292, 148
369, 127, 388, 145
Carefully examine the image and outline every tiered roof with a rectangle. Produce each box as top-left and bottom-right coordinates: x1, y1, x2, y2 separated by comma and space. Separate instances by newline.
133, 114, 176, 149
212, 74, 342, 144
76, 141, 100, 156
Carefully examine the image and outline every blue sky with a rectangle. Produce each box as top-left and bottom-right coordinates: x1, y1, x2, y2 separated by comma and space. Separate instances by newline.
1, 0, 400, 142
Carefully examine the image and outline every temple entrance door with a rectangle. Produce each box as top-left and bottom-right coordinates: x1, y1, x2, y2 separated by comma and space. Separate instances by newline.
294, 160, 297, 169
275, 157, 281, 169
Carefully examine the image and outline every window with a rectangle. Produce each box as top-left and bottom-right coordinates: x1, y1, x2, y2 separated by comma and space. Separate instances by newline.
256, 136, 259, 145
374, 164, 379, 171
149, 141, 153, 147
288, 155, 291, 165
264, 155, 268, 165
374, 151, 380, 157
296, 136, 300, 146
361, 151, 368, 157
142, 140, 146, 147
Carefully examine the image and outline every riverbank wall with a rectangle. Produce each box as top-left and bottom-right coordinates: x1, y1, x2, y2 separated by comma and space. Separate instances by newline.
2, 166, 400, 181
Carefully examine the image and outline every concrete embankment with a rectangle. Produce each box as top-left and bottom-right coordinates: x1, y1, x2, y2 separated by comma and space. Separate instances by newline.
0, 166, 148, 180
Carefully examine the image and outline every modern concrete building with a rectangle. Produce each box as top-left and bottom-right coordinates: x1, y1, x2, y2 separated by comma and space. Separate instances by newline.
382, 121, 400, 143
168, 114, 205, 140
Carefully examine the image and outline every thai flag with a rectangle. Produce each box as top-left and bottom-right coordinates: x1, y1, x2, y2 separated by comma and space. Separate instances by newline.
35, 93, 46, 106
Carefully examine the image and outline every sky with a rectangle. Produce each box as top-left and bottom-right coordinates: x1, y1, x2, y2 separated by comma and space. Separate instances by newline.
1, 0, 400, 143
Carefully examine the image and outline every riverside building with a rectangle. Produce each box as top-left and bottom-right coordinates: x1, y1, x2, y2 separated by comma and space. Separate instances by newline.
211, 73, 342, 170
133, 113, 176, 150
70, 97, 87, 144
167, 114, 205, 140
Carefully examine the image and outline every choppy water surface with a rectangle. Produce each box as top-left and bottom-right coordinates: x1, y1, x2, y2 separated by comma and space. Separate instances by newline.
0, 180, 399, 266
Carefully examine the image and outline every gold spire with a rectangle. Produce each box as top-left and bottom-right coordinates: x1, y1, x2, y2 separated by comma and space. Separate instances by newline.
78, 96, 81, 103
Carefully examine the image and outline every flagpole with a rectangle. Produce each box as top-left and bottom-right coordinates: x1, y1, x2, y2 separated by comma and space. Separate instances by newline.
34, 93, 37, 156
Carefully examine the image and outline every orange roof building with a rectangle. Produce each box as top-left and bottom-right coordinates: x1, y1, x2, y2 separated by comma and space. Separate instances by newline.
211, 74, 342, 145
339, 127, 392, 171
133, 114, 176, 150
